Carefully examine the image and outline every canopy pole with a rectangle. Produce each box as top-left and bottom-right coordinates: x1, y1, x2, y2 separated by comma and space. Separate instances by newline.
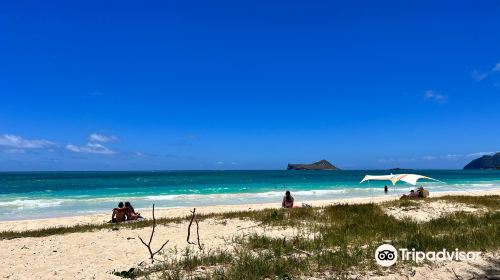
369, 180, 373, 203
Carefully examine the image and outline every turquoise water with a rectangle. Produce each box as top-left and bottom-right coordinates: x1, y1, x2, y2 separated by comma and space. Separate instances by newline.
0, 170, 499, 221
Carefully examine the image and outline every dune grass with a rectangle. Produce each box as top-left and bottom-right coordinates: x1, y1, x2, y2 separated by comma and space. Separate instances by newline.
0, 215, 190, 240
133, 195, 499, 279
1, 195, 497, 240
1, 195, 498, 279
430, 195, 500, 210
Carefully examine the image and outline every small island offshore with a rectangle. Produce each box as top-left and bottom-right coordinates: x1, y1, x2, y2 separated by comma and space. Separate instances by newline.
464, 152, 500, 170
287, 159, 339, 170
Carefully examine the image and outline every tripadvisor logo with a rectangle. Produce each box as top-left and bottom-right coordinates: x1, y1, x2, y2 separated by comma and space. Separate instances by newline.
374, 244, 481, 267
375, 244, 398, 266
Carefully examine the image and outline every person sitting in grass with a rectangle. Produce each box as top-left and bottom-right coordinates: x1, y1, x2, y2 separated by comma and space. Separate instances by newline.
111, 202, 127, 223
282, 190, 294, 208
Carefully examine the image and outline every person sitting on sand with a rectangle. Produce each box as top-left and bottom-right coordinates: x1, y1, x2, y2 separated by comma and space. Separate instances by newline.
124, 201, 143, 221
282, 190, 294, 208
417, 186, 429, 198
112, 202, 127, 223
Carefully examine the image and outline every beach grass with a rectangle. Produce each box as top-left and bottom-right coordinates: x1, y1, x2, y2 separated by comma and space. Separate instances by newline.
1, 195, 498, 279
1, 195, 497, 240
431, 195, 500, 210
0, 216, 188, 240
119, 195, 499, 279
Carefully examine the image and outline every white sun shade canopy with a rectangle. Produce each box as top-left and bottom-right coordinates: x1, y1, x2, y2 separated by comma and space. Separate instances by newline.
360, 174, 441, 186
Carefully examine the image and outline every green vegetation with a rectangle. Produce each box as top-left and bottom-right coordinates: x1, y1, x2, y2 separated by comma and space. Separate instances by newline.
0, 215, 188, 240
430, 195, 500, 210
1, 195, 498, 279
384, 199, 420, 208
140, 196, 499, 279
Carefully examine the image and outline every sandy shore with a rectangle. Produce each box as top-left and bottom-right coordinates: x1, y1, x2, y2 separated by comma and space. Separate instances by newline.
0, 190, 499, 280
1, 189, 499, 232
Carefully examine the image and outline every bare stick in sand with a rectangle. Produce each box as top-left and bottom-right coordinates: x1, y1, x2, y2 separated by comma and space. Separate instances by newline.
195, 218, 203, 250
138, 204, 169, 263
187, 208, 196, 244
187, 208, 203, 250
292, 246, 313, 257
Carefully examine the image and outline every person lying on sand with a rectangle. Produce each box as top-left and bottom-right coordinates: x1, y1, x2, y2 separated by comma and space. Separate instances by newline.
400, 189, 419, 200
409, 190, 419, 198
124, 202, 144, 221
400, 187, 431, 200
111, 202, 127, 223
282, 190, 294, 208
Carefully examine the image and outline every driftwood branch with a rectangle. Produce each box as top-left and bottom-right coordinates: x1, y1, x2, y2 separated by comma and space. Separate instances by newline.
237, 222, 263, 231
187, 208, 196, 244
195, 218, 203, 250
138, 204, 169, 263
292, 246, 313, 257
187, 208, 203, 250
450, 268, 463, 280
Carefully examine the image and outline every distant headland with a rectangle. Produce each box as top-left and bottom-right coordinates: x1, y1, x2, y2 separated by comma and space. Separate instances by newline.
287, 159, 339, 170
389, 168, 414, 171
464, 152, 500, 170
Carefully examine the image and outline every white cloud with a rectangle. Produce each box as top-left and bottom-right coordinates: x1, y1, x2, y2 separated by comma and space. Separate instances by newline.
400, 158, 416, 162
215, 161, 225, 165
378, 158, 416, 163
424, 90, 447, 103
492, 63, 500, 72
379, 154, 466, 163
466, 151, 496, 158
379, 152, 498, 164
66, 133, 119, 155
441, 154, 462, 160
0, 134, 57, 149
3, 148, 26, 154
133, 152, 149, 158
65, 142, 116, 155
471, 69, 488, 81
89, 133, 118, 143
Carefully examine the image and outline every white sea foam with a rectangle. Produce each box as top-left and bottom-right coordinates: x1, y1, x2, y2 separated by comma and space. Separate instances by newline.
0, 199, 65, 209
1, 182, 499, 213
293, 189, 348, 195
144, 194, 184, 201
143, 188, 363, 202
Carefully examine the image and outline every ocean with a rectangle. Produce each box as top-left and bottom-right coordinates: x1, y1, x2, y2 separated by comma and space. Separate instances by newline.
0, 170, 499, 221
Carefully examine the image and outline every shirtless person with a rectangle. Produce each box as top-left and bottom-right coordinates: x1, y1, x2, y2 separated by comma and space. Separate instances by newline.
112, 202, 127, 223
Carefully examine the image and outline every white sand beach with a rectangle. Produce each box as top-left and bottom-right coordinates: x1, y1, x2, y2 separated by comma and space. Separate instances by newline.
2, 190, 498, 232
0, 190, 499, 280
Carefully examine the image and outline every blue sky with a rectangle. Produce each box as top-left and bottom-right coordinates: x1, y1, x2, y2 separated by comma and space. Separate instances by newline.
0, 0, 499, 171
